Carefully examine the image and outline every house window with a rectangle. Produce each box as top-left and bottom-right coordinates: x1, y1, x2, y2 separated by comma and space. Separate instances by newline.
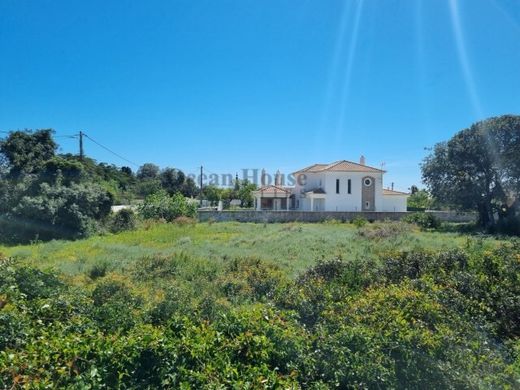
364, 178, 372, 187
365, 201, 370, 209
347, 179, 351, 194
336, 179, 340, 194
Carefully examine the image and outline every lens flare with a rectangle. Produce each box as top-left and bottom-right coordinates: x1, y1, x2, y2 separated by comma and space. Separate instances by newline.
336, 0, 364, 144
448, 0, 483, 118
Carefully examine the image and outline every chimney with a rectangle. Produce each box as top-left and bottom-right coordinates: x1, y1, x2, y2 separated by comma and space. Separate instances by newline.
261, 169, 266, 186
275, 170, 282, 186
359, 155, 366, 165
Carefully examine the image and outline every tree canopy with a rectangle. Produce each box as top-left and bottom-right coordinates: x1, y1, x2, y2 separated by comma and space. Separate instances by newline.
422, 115, 520, 232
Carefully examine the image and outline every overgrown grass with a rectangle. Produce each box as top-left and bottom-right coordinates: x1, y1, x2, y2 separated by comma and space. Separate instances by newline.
0, 221, 502, 281
0, 221, 518, 388
1, 221, 499, 272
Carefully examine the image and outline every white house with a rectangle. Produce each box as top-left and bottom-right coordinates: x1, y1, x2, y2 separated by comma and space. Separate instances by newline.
253, 157, 408, 212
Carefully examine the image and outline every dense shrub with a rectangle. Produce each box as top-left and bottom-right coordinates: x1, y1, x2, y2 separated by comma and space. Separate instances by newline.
218, 257, 288, 302
88, 261, 109, 280
12, 267, 63, 300
0, 183, 113, 243
131, 254, 179, 281
1, 243, 519, 388
90, 280, 142, 333
351, 216, 368, 227
138, 190, 197, 222
109, 208, 137, 233
403, 212, 441, 230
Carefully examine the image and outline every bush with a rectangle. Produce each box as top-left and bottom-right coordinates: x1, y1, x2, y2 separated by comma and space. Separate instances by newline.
403, 212, 441, 230
1, 244, 519, 388
351, 216, 368, 228
90, 280, 141, 333
0, 183, 113, 243
357, 221, 412, 240
138, 190, 197, 222
110, 208, 137, 233
173, 216, 196, 226
88, 261, 109, 280
131, 254, 178, 281
218, 258, 288, 302
13, 267, 63, 300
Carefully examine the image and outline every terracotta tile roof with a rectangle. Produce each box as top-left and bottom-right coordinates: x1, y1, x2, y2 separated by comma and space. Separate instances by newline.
383, 189, 409, 196
293, 160, 385, 174
253, 185, 292, 195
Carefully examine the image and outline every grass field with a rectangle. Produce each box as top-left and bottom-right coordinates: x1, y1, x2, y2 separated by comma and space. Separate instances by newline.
0, 220, 500, 281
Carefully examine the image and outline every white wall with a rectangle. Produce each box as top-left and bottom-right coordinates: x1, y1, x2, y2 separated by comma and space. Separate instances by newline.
382, 195, 408, 212
294, 171, 385, 211
323, 172, 383, 211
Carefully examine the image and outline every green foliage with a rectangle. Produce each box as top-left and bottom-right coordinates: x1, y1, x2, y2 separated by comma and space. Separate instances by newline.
202, 180, 258, 208
139, 190, 197, 221
12, 267, 64, 300
136, 163, 160, 180
0, 130, 203, 245
357, 220, 413, 239
0, 182, 113, 243
109, 208, 137, 233
422, 115, 520, 232
159, 167, 185, 195
407, 188, 433, 210
0, 237, 519, 388
90, 280, 142, 333
403, 212, 441, 230
351, 216, 368, 227
88, 261, 109, 280
0, 129, 57, 177
0, 224, 519, 388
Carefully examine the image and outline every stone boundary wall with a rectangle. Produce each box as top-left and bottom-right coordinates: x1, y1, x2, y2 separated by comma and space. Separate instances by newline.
198, 210, 477, 223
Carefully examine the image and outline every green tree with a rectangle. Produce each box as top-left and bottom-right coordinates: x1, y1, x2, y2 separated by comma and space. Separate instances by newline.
181, 177, 199, 198
0, 129, 57, 177
422, 115, 520, 231
160, 168, 185, 195
137, 163, 160, 180
407, 189, 433, 210
202, 185, 223, 205
236, 179, 257, 208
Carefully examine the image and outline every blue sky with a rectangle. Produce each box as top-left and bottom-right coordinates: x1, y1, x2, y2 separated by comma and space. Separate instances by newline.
1, 0, 519, 190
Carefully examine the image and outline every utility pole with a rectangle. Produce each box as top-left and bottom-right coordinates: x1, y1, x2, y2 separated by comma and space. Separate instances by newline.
199, 166, 203, 206
79, 131, 84, 160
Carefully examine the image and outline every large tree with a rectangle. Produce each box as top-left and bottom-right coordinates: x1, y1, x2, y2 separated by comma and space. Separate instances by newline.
136, 163, 160, 180
160, 167, 185, 195
422, 115, 520, 230
0, 129, 57, 177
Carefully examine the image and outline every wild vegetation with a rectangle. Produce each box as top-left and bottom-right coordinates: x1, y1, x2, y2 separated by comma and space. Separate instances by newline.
1, 117, 519, 388
0, 130, 202, 244
422, 115, 520, 234
0, 221, 519, 388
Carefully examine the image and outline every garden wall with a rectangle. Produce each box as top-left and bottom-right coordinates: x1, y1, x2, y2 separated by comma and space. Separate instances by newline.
198, 210, 477, 223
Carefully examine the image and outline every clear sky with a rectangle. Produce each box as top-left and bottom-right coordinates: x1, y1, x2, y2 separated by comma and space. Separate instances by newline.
1, 0, 519, 190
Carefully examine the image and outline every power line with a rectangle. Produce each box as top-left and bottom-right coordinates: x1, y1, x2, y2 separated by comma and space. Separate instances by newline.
0, 129, 140, 167
82, 133, 139, 167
